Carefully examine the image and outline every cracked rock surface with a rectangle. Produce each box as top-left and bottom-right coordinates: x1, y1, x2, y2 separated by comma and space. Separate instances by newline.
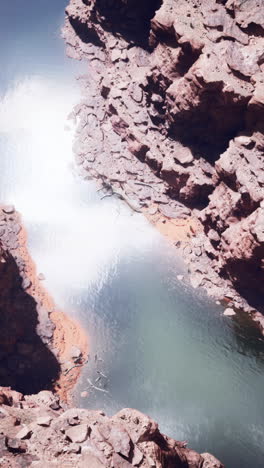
63, 0, 264, 332
0, 207, 60, 394
0, 387, 223, 467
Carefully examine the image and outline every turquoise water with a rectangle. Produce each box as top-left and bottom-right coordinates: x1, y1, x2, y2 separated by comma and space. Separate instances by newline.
0, 3, 264, 467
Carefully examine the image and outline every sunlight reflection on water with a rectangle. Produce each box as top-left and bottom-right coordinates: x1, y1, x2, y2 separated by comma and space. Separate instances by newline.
0, 7, 264, 467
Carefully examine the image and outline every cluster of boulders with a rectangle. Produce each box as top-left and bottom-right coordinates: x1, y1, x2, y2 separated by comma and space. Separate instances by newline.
63, 0, 264, 332
0, 386, 223, 467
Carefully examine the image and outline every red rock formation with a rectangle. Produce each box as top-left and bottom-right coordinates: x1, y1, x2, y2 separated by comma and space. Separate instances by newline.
62, 0, 264, 331
0, 387, 223, 467
0, 210, 60, 394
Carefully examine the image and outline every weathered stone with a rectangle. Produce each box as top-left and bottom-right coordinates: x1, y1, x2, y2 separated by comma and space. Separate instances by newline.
132, 445, 144, 466
0, 386, 223, 467
208, 230, 220, 244
174, 146, 194, 165
67, 414, 80, 426
226, 0, 264, 29
6, 438, 26, 453
201, 452, 224, 468
3, 205, 15, 214
22, 278, 31, 290
70, 346, 82, 361
98, 421, 131, 458
112, 453, 133, 467
36, 319, 55, 340
223, 308, 236, 317
159, 204, 190, 219
112, 409, 158, 444
65, 424, 89, 443
184, 448, 204, 468
0, 435, 7, 452
63, 443, 81, 454
49, 400, 61, 411
203, 3, 249, 44
111, 49, 122, 62
82, 449, 105, 467
36, 416, 52, 427
16, 427, 32, 440
226, 42, 261, 77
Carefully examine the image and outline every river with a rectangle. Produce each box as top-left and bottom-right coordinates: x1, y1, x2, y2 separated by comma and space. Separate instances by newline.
0, 2, 264, 467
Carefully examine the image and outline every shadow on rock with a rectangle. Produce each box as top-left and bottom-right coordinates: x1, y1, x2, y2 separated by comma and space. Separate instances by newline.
229, 310, 264, 360
0, 249, 60, 394
69, 15, 105, 47
94, 0, 162, 48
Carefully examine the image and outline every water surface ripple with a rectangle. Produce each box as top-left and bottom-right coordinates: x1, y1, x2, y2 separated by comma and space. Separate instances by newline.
0, 2, 264, 467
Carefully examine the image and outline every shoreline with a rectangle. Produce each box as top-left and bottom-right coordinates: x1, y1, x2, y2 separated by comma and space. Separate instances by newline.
17, 219, 89, 403
145, 207, 202, 244
62, 0, 264, 335
0, 205, 89, 403
1, 0, 262, 402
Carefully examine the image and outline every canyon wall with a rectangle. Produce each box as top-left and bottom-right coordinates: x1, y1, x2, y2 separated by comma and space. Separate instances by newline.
63, 0, 264, 332
0, 207, 60, 395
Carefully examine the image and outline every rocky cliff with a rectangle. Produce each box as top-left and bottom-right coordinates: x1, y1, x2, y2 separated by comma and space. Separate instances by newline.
0, 387, 223, 467
62, 0, 264, 332
0, 205, 87, 399
0, 206, 60, 395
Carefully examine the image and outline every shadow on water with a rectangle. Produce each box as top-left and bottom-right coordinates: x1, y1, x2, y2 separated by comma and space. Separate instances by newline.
0, 250, 60, 394
229, 311, 264, 360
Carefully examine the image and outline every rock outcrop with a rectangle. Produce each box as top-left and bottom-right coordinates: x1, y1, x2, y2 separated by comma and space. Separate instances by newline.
0, 205, 87, 398
0, 207, 60, 394
0, 207, 224, 466
0, 386, 223, 467
63, 0, 264, 332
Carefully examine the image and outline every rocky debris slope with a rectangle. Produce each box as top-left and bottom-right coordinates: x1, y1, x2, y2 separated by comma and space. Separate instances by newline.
63, 0, 264, 332
0, 386, 223, 467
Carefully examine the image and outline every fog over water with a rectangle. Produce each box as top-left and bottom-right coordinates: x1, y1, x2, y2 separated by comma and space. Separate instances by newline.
0, 2, 264, 467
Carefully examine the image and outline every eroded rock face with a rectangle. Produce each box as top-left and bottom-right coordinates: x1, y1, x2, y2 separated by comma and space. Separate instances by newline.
0, 207, 60, 394
0, 387, 224, 467
62, 0, 264, 331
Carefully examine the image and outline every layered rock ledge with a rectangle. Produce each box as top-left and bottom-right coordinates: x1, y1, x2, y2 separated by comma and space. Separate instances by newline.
63, 0, 264, 333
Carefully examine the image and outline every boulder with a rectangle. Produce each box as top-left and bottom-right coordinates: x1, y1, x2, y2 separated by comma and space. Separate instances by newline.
112, 409, 159, 444
65, 423, 89, 443
201, 452, 224, 468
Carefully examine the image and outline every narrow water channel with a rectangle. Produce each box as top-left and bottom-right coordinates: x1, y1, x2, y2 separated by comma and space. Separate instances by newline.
0, 2, 264, 467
